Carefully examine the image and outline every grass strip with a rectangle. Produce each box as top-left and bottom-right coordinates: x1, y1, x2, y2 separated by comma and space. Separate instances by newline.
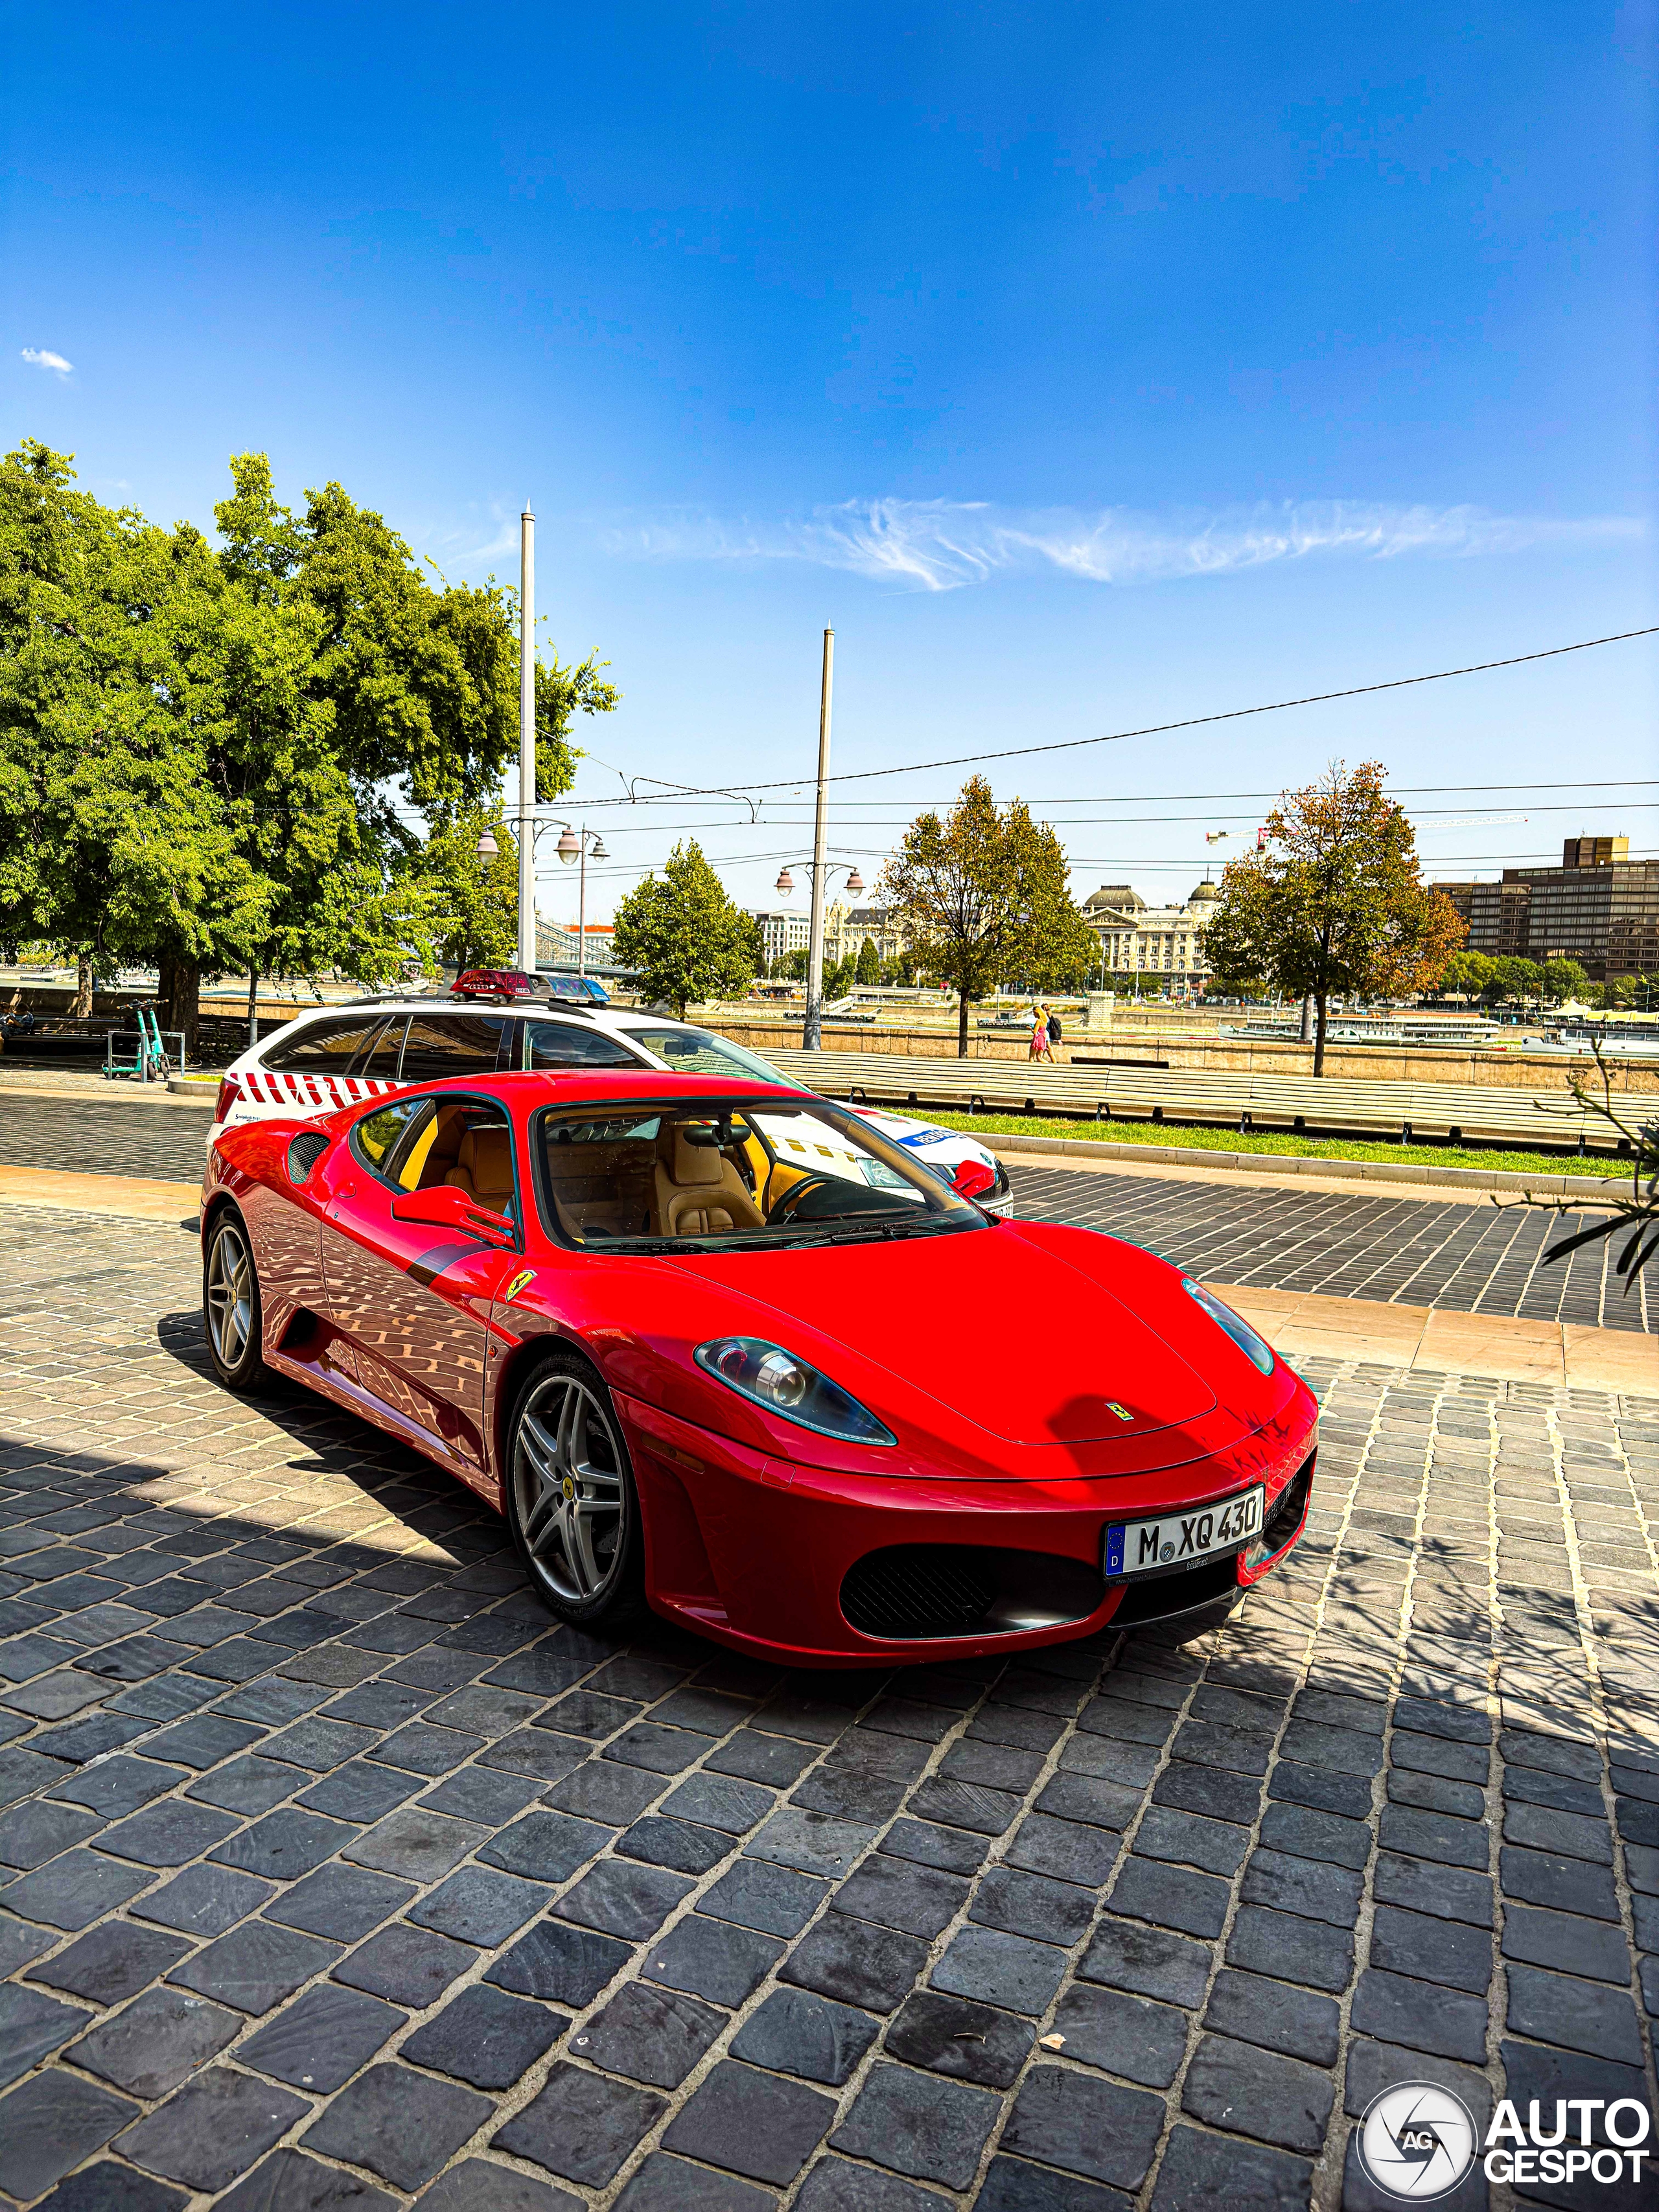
912, 1107, 1631, 1181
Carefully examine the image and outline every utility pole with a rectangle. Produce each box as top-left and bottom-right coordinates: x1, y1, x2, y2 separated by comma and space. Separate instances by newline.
803, 627, 834, 1050
516, 507, 537, 975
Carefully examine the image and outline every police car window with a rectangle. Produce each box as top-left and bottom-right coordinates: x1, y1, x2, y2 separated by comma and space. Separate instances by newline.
399, 1014, 513, 1082
351, 1097, 431, 1178
264, 1016, 388, 1075
524, 1020, 644, 1071
351, 1018, 406, 1080
624, 1027, 788, 1084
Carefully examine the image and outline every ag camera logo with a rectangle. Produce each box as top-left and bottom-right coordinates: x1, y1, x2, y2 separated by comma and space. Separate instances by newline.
1357, 2083, 1478, 2201
1357, 2082, 1654, 2198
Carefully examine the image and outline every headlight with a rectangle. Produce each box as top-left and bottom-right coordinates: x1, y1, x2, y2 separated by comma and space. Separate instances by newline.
695, 1337, 896, 1447
1183, 1279, 1275, 1376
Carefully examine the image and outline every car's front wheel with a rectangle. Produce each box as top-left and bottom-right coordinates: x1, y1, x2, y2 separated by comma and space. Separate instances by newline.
504, 1351, 647, 1627
203, 1210, 270, 1391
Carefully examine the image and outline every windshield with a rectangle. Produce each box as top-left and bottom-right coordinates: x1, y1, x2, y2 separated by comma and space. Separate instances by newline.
532, 1095, 982, 1252
620, 1024, 790, 1087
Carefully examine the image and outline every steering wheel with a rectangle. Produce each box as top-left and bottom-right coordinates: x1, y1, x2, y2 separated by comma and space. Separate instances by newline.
765, 1172, 842, 1226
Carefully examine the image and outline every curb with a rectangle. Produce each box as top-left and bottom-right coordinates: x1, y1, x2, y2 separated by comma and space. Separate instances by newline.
979, 1127, 1627, 1202
168, 1077, 220, 1098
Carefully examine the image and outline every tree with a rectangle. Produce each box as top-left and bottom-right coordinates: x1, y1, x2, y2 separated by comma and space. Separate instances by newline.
1487, 956, 1543, 1010
1437, 950, 1495, 1001
855, 936, 880, 986
611, 841, 759, 1016
881, 776, 1096, 1055
782, 947, 810, 982
1542, 959, 1588, 1005
1202, 761, 1466, 1075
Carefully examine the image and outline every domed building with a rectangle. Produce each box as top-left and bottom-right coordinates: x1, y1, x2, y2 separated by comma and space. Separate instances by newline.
1082, 877, 1220, 995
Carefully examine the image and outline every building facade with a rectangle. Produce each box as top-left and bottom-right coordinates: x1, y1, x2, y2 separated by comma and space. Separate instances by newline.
1433, 837, 1659, 981
824, 903, 905, 968
1081, 881, 1219, 992
748, 909, 813, 971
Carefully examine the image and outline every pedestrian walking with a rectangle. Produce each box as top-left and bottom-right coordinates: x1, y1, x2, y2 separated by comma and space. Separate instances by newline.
1046, 1007, 1063, 1051
1030, 1005, 1055, 1062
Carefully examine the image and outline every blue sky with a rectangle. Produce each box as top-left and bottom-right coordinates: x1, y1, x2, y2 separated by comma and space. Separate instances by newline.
5, 3, 1654, 922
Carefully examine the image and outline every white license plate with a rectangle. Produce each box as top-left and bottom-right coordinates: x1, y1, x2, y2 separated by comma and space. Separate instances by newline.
1104, 1487, 1264, 1579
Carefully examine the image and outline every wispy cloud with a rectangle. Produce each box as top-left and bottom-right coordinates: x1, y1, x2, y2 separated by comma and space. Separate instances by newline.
21, 347, 73, 378
605, 497, 1642, 593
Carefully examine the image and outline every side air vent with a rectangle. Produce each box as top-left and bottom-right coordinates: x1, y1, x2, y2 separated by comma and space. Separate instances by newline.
287, 1131, 332, 1185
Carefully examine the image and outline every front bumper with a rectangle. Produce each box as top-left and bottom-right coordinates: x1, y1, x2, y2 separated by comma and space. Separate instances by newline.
619, 1386, 1316, 1667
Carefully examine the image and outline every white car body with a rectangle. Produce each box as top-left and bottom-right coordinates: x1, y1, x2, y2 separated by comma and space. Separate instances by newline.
206, 994, 1014, 1215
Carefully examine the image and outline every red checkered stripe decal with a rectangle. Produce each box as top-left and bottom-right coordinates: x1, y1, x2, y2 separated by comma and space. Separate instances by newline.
238, 1071, 399, 1113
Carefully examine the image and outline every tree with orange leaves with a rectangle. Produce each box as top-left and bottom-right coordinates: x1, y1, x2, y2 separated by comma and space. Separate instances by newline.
1202, 761, 1465, 1075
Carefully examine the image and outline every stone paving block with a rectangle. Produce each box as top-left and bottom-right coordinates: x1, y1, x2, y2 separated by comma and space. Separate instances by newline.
1111, 1855, 1230, 1940
577, 1979, 727, 2088
969, 1862, 1095, 1946
1351, 1966, 1490, 2062
879, 1818, 990, 1876
705, 1730, 819, 1789
263, 1861, 415, 1941
408, 1864, 550, 1947
616, 1812, 734, 1876
556, 1856, 693, 1940
745, 1807, 879, 1879
833, 1854, 969, 1940
612, 2152, 774, 2211
49, 1752, 187, 1815
661, 2055, 837, 2185
831, 2058, 1003, 2191
1227, 1902, 1354, 1994
0, 2067, 141, 2204
0, 1982, 92, 2089
303, 2062, 494, 2191
415, 2160, 578, 2212
1377, 1802, 1491, 1870
1147, 2123, 1312, 2212
0, 1797, 105, 1869
29, 2162, 191, 2212
1391, 1730, 1489, 1784
343, 1806, 487, 1881
1000, 2063, 1165, 2193
660, 1771, 774, 1835
782, 1913, 929, 2014
211, 1806, 356, 1880
645, 1911, 783, 2006
1050, 1980, 1189, 2088
930, 1923, 1068, 2016
333, 1921, 474, 2007
419, 1764, 544, 1826
29, 1917, 190, 2005
487, 1917, 632, 2006
544, 1760, 662, 1825
402, 1981, 565, 2090
0, 1846, 155, 1929
1505, 1961, 1644, 2063
239, 1983, 407, 2091
1079, 1915, 1211, 2008
97, 1796, 242, 1866
115, 2064, 312, 2193
186, 1752, 305, 1814
298, 1761, 423, 1821
701, 1856, 828, 1937
0, 1911, 55, 1978
494, 2061, 666, 2188
1152, 1757, 1264, 1826
169, 1916, 342, 2014
604, 1721, 713, 1774
1204, 1965, 1340, 2066
1369, 1903, 1492, 1994
1499, 1843, 1620, 1920
69, 1984, 240, 2097
1001, 1811, 1118, 1890
1181, 2031, 1336, 2152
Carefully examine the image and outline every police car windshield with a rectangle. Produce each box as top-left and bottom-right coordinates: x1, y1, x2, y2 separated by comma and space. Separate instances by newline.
621, 1025, 789, 1087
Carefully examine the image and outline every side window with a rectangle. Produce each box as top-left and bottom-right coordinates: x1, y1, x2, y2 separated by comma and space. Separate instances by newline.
350, 1097, 432, 1180
264, 1016, 387, 1075
399, 1014, 513, 1083
525, 1019, 645, 1070
349, 1017, 406, 1080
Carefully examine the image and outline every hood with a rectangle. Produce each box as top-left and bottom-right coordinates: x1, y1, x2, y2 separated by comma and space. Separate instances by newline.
662, 1220, 1216, 1447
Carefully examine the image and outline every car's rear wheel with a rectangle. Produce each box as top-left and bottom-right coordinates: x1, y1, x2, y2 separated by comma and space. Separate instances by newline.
203, 1210, 270, 1391
504, 1351, 647, 1627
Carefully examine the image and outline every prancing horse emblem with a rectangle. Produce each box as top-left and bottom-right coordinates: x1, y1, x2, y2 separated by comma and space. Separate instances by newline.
503, 1269, 537, 1303
1105, 1401, 1133, 1423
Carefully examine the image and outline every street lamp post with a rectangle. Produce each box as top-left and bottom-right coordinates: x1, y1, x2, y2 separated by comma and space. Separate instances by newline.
803, 628, 834, 1051
776, 857, 864, 1028
555, 824, 609, 977
517, 510, 537, 974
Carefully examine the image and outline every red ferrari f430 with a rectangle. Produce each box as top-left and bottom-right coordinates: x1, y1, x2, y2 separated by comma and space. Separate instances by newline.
200, 1069, 1317, 1667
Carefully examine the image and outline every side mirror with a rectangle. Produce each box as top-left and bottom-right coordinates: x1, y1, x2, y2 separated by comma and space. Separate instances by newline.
391, 1186, 516, 1247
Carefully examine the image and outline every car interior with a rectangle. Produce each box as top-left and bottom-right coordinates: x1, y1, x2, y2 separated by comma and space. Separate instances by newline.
378, 1100, 516, 1218
537, 1104, 952, 1247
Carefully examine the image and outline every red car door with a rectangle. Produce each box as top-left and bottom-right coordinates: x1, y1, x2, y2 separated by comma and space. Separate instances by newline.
320, 1095, 522, 1480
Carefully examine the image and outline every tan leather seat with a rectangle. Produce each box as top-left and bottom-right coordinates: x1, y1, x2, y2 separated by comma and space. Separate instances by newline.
654, 1128, 765, 1237
445, 1124, 513, 1211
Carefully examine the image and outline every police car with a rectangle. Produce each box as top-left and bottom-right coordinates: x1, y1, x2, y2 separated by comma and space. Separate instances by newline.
206, 971, 1014, 1215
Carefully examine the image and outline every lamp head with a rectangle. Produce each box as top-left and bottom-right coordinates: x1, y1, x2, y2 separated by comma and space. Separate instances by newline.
556, 826, 580, 864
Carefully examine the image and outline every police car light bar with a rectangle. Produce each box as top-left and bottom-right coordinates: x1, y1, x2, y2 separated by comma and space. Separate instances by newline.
452, 969, 545, 1001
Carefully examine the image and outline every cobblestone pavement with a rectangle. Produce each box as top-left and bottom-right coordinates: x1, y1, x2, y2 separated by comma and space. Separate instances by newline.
1, 1092, 1645, 1337
1007, 1167, 1652, 1336
0, 1208, 1656, 2209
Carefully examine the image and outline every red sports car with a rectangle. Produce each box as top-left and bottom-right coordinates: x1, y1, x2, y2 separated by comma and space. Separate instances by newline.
200, 1069, 1317, 1668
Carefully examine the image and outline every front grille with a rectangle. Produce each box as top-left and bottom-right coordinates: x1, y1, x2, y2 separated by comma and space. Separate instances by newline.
841, 1548, 999, 1638
840, 1544, 1103, 1642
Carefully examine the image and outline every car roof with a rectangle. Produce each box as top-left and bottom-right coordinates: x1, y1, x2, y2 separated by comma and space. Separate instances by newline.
400, 1069, 811, 1108
248, 999, 669, 1053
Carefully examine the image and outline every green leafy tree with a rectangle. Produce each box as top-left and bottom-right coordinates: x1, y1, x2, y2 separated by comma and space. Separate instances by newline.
782, 947, 811, 981
881, 776, 1096, 1055
612, 841, 760, 1016
1541, 958, 1589, 1006
855, 935, 880, 985
1437, 949, 1495, 1001
1203, 761, 1466, 1075
1486, 955, 1544, 1010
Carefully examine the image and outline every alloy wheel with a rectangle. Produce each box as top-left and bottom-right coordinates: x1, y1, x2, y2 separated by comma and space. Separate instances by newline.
206, 1223, 255, 1371
513, 1372, 627, 1605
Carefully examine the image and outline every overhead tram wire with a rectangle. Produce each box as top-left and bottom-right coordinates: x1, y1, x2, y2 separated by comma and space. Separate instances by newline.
550, 627, 1659, 808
